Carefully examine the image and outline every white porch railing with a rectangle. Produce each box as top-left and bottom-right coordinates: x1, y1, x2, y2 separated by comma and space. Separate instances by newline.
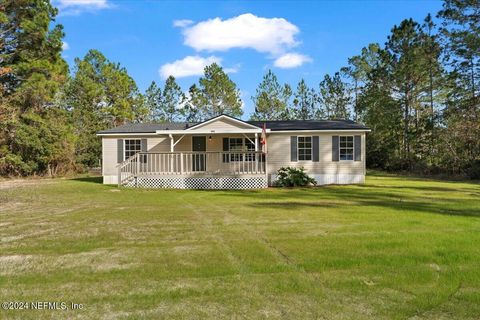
118, 151, 267, 186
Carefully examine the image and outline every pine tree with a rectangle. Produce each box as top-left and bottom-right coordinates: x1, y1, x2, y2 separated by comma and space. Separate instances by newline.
341, 43, 382, 121
292, 79, 316, 120
64, 49, 144, 167
196, 63, 243, 119
318, 73, 351, 120
0, 0, 73, 175
143, 81, 162, 122
438, 0, 480, 174
358, 57, 403, 170
438, 0, 479, 102
183, 84, 203, 123
420, 14, 444, 164
250, 70, 292, 120
386, 19, 429, 166
160, 76, 185, 122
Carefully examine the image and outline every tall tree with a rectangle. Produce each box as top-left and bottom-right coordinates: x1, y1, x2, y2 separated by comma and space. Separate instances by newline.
143, 81, 162, 122
292, 79, 316, 120
64, 49, 144, 167
250, 69, 292, 120
420, 14, 445, 163
318, 72, 351, 120
357, 47, 404, 169
160, 75, 185, 122
438, 0, 480, 173
438, 0, 480, 102
386, 19, 430, 166
195, 63, 243, 119
0, 0, 73, 175
341, 43, 382, 121
0, 0, 68, 110
183, 84, 203, 123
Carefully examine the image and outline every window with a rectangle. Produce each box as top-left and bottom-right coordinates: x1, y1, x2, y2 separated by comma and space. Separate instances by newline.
245, 139, 256, 161
228, 138, 256, 161
124, 139, 141, 160
339, 136, 354, 160
298, 136, 312, 161
229, 138, 244, 161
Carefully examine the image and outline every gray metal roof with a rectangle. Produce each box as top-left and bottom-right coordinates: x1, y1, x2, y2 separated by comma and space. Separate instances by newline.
98, 119, 369, 134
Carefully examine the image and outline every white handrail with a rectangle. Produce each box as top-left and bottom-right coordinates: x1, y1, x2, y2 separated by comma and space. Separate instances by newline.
118, 151, 266, 185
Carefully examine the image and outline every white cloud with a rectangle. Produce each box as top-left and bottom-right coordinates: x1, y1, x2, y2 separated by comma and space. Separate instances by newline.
54, 0, 112, 15
173, 19, 194, 28
62, 41, 69, 50
56, 0, 109, 8
180, 13, 299, 55
273, 53, 312, 69
224, 63, 241, 74
159, 56, 240, 79
159, 55, 221, 79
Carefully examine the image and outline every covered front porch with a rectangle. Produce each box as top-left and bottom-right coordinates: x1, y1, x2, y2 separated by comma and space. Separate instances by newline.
118, 122, 269, 188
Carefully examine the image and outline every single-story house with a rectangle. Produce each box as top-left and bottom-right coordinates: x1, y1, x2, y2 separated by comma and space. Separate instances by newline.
97, 114, 370, 189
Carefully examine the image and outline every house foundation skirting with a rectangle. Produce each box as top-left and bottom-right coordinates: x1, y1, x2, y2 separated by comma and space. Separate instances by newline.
124, 175, 268, 189
268, 173, 365, 185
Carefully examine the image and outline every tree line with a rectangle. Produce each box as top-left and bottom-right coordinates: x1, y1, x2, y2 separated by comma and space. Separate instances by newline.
0, 0, 478, 178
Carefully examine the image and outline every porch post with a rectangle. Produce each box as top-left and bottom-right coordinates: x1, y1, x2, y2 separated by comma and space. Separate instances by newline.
180, 152, 184, 174
255, 133, 259, 173
169, 134, 174, 173
118, 165, 121, 187
169, 134, 174, 152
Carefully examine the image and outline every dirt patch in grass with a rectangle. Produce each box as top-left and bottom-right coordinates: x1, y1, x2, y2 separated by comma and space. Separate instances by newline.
0, 254, 34, 275
0, 178, 55, 190
0, 249, 140, 276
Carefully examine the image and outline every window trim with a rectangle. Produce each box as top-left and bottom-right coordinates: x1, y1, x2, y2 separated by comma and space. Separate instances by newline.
124, 139, 142, 161
297, 136, 313, 161
339, 135, 354, 161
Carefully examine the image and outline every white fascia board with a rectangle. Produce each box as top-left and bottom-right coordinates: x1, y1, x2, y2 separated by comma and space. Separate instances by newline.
269, 129, 371, 133
186, 115, 260, 130
96, 132, 159, 137
155, 129, 269, 134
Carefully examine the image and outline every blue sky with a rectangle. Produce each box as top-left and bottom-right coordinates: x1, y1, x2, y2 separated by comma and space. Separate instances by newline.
55, 0, 443, 118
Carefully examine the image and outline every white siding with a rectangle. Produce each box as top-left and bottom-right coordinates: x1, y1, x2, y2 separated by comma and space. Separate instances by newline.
148, 137, 170, 152
102, 136, 169, 184
189, 118, 255, 131
102, 138, 117, 176
266, 132, 366, 184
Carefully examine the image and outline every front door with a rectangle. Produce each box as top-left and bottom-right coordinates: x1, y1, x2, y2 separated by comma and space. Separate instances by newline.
192, 136, 206, 172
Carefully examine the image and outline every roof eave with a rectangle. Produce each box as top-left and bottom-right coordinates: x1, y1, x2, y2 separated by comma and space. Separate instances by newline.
97, 128, 371, 136
96, 132, 159, 136
269, 129, 371, 133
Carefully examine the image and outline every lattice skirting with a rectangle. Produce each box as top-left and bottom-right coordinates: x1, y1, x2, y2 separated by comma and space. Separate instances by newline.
124, 176, 268, 189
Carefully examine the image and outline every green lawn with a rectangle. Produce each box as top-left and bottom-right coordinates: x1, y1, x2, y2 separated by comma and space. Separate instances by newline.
1, 173, 479, 319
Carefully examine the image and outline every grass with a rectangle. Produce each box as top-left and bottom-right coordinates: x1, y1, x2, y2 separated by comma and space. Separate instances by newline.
0, 173, 479, 319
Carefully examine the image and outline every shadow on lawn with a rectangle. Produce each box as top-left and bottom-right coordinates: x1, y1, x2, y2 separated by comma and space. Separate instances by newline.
221, 185, 480, 218
248, 201, 336, 209
356, 184, 463, 193
70, 176, 103, 184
